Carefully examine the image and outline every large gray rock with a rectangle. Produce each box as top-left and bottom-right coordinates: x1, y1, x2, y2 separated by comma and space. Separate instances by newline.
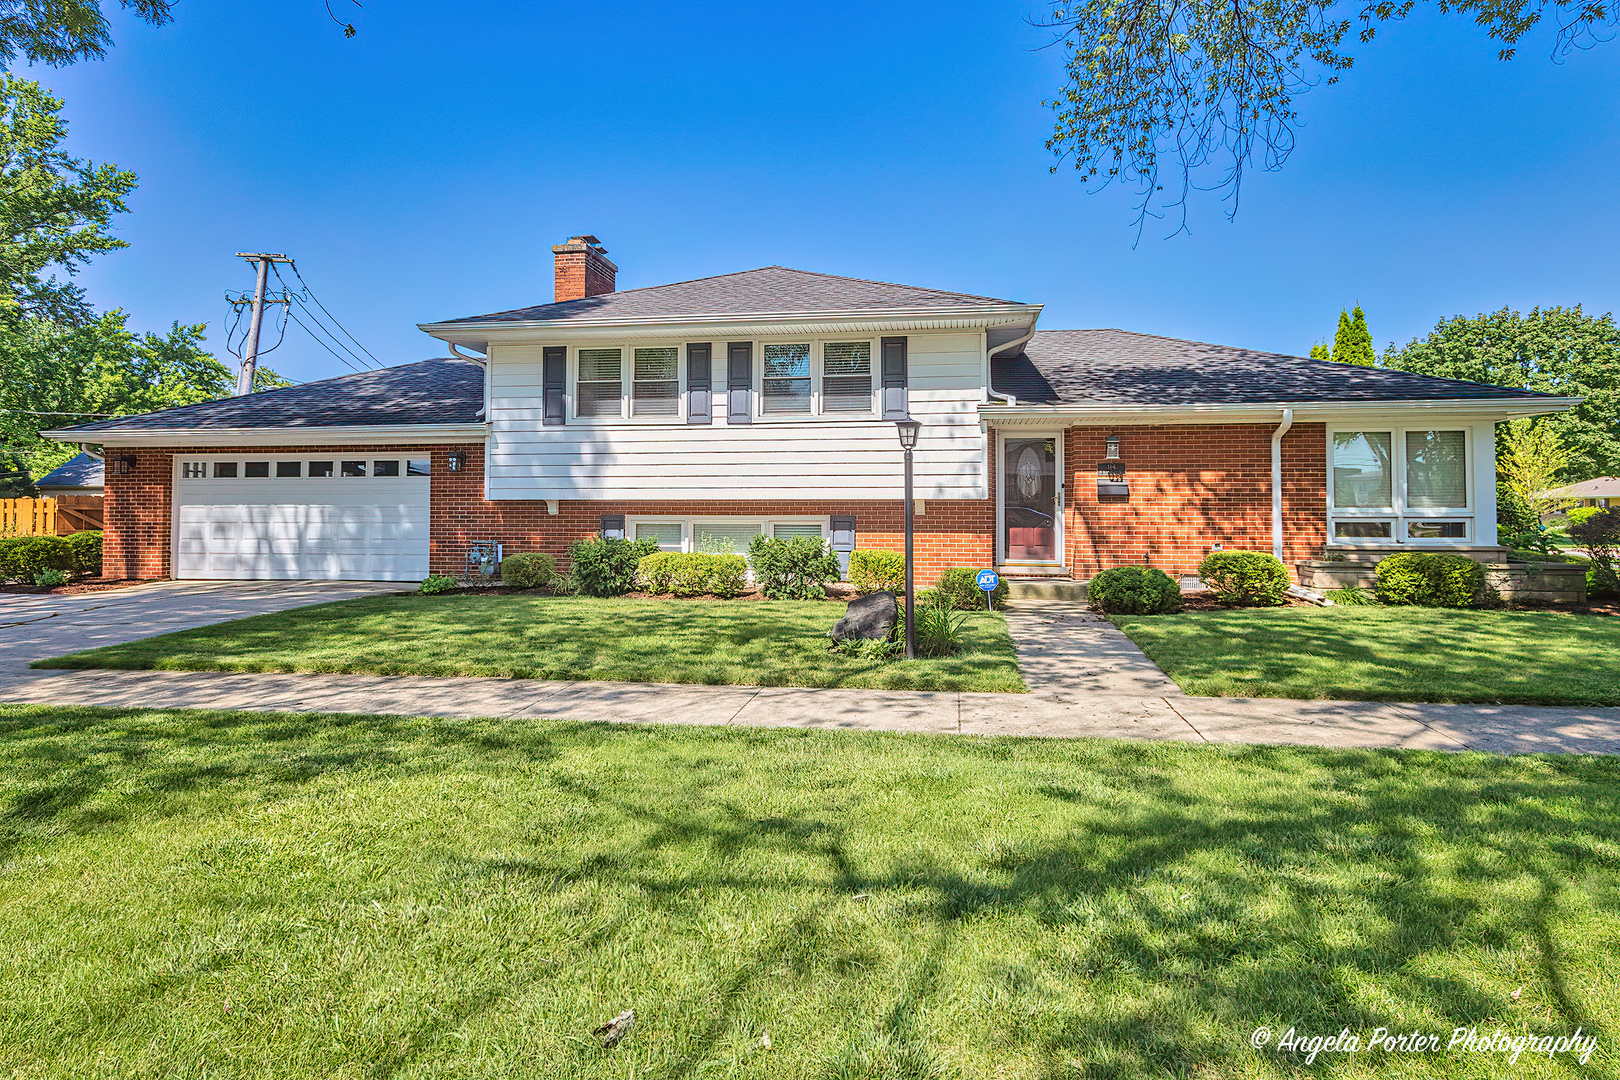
831, 591, 898, 642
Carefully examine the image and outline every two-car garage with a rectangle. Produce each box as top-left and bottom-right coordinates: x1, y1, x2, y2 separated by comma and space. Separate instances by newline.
173, 454, 432, 581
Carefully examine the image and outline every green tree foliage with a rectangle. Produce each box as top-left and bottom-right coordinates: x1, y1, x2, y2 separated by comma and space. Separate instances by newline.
0, 0, 172, 70
1499, 418, 1573, 518
1309, 306, 1375, 365
1380, 306, 1620, 480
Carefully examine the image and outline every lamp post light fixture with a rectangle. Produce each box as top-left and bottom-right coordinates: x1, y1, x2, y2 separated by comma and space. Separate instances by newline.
895, 417, 921, 660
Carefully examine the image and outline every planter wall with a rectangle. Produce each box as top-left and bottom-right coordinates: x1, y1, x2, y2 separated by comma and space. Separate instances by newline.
1297, 560, 1589, 605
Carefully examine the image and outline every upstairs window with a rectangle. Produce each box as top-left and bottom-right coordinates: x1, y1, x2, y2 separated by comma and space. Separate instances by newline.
632, 347, 679, 417
577, 347, 623, 417
762, 343, 811, 414
822, 341, 872, 413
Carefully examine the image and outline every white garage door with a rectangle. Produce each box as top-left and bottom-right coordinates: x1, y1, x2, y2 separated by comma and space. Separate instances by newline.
174, 454, 431, 581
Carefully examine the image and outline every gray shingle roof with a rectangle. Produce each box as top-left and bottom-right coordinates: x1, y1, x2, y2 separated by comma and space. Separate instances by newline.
433, 266, 1025, 325
54, 359, 485, 434
994, 329, 1552, 405
35, 451, 104, 489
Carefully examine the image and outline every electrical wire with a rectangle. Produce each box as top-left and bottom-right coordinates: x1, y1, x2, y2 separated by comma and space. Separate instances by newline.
284, 308, 372, 375
282, 262, 384, 368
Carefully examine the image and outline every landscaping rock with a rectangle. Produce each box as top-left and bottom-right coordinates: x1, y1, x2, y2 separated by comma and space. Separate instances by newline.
831, 591, 897, 642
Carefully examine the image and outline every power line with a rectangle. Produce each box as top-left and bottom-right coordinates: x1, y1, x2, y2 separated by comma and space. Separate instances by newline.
284, 308, 373, 375
282, 262, 384, 369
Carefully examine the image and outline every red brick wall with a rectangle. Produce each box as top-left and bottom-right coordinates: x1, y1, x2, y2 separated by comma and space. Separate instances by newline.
552, 249, 616, 302
1061, 423, 1327, 577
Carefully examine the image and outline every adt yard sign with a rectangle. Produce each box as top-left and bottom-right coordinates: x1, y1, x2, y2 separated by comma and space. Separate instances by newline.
976, 569, 1000, 611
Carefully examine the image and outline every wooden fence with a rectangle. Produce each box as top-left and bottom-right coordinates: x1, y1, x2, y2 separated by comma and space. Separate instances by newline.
0, 496, 103, 537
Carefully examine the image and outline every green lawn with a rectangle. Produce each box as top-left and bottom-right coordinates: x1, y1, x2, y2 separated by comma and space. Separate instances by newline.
1, 705, 1615, 1078
34, 594, 1023, 693
1113, 606, 1620, 705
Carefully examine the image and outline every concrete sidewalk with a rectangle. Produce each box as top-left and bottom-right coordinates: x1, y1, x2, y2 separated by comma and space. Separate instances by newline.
1, 598, 1616, 754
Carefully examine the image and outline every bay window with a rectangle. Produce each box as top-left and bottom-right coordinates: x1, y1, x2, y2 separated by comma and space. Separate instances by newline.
1330, 428, 1471, 544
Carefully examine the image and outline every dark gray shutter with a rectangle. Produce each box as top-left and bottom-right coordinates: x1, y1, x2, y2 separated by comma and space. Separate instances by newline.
830, 515, 856, 579
600, 514, 624, 540
686, 343, 711, 425
727, 342, 752, 424
542, 346, 567, 426
881, 336, 908, 419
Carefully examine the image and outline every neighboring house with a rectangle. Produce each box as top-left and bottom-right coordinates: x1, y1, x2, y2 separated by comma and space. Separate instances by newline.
34, 452, 104, 497
1543, 476, 1618, 509
45, 235, 1579, 583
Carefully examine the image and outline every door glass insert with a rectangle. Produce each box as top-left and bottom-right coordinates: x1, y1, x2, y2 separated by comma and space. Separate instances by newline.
1003, 437, 1057, 561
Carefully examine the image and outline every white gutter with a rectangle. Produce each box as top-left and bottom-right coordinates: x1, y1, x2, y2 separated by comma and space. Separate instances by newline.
984, 324, 1036, 407
40, 423, 489, 448
978, 396, 1582, 423
1271, 407, 1293, 560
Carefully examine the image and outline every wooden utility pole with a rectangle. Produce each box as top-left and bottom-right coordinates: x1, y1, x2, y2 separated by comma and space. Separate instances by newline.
234, 252, 292, 395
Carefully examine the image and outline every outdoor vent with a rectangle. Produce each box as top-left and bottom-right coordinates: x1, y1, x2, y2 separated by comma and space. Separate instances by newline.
1097, 462, 1128, 497
446, 451, 467, 472
109, 454, 136, 476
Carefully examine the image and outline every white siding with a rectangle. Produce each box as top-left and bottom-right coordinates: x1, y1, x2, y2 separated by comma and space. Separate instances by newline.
485, 331, 987, 500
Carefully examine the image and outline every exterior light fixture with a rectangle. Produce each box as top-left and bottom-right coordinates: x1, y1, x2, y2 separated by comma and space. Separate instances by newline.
1104, 434, 1121, 460
110, 454, 136, 476
446, 451, 466, 472
895, 418, 922, 660
895, 418, 920, 451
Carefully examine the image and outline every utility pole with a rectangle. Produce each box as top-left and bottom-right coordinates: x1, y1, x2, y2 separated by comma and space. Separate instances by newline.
233, 252, 292, 395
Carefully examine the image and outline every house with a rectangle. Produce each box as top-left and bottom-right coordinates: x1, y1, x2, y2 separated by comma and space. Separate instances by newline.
34, 451, 104, 497
45, 235, 1579, 584
1544, 476, 1618, 510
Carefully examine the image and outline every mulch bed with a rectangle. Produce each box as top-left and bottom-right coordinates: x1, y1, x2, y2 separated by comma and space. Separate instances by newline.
0, 577, 146, 596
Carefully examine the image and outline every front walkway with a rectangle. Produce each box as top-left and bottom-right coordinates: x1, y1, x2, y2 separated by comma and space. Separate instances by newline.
0, 591, 1615, 753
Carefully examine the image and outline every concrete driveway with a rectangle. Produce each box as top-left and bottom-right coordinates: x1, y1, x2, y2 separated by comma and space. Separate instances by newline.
0, 579, 406, 678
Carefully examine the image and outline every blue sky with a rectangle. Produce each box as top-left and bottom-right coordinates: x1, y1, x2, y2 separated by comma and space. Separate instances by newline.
40, 0, 1620, 385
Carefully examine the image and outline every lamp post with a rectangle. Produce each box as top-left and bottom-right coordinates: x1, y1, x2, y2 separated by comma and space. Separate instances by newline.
895, 417, 921, 660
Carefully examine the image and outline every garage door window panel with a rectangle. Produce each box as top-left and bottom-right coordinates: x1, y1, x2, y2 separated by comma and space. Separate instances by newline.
341, 461, 366, 478
276, 461, 301, 478
213, 462, 238, 478
310, 461, 334, 477
373, 460, 401, 477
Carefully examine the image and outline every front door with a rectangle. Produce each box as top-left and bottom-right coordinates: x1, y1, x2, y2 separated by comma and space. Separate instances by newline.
1000, 434, 1062, 564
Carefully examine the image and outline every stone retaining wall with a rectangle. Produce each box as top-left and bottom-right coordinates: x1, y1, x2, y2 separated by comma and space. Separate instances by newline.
1297, 560, 1589, 604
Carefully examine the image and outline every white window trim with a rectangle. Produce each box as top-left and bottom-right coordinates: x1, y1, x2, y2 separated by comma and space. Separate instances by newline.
173, 455, 424, 483
753, 337, 880, 421
624, 515, 832, 554
1327, 426, 1474, 547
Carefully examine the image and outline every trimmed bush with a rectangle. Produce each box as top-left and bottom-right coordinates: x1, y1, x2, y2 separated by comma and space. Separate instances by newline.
34, 568, 68, 587
499, 552, 555, 590
1198, 550, 1291, 607
0, 535, 77, 582
418, 575, 457, 595
1571, 509, 1619, 597
568, 536, 659, 597
1496, 487, 1537, 536
748, 534, 841, 600
637, 552, 747, 598
1374, 552, 1486, 608
936, 567, 1009, 611
848, 549, 905, 594
65, 530, 102, 576
1087, 565, 1182, 615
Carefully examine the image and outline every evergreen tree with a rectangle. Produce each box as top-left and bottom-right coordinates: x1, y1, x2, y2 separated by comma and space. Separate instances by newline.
1309, 341, 1330, 361
1331, 305, 1376, 367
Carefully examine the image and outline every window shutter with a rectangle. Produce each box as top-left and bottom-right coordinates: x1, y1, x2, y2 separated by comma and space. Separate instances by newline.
830, 515, 856, 579
881, 336, 908, 420
686, 343, 711, 425
600, 514, 625, 540
543, 346, 566, 426
727, 342, 752, 425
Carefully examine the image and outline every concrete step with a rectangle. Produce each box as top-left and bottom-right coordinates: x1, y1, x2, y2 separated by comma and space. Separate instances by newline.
1006, 578, 1089, 601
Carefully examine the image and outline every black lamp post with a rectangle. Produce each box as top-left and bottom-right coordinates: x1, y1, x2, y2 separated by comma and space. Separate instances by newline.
895, 417, 921, 660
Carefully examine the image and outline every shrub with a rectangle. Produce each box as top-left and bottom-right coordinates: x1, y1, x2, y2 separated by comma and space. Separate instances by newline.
1374, 552, 1486, 608
1571, 509, 1620, 597
1496, 487, 1538, 536
34, 568, 67, 587
418, 575, 457, 595
748, 534, 841, 600
569, 536, 659, 597
829, 635, 902, 660
911, 602, 968, 658
1087, 565, 1182, 615
1504, 525, 1562, 558
637, 552, 747, 598
1326, 585, 1373, 606
64, 530, 102, 576
848, 549, 905, 594
936, 567, 1010, 611
0, 535, 77, 582
1567, 505, 1602, 527
914, 587, 946, 610
1198, 550, 1291, 606
499, 551, 555, 589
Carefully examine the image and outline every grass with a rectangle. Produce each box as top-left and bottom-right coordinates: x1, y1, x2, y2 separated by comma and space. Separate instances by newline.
1113, 606, 1620, 705
32, 594, 1024, 693
2, 704, 1617, 1079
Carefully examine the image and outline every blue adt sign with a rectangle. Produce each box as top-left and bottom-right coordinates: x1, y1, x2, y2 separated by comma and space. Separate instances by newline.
976, 569, 1000, 592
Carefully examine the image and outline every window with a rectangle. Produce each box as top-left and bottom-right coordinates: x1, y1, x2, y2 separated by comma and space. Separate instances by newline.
635, 522, 684, 551
632, 347, 679, 417
275, 461, 301, 478
1406, 430, 1466, 508
181, 461, 205, 479
773, 523, 825, 541
693, 522, 762, 555
763, 343, 811, 414
822, 341, 872, 412
577, 347, 623, 417
373, 460, 401, 477
407, 459, 430, 476
1333, 432, 1392, 508
1335, 521, 1392, 539
341, 461, 366, 477
244, 461, 269, 478
1330, 428, 1471, 545
309, 461, 334, 477
1408, 520, 1468, 539
213, 462, 238, 478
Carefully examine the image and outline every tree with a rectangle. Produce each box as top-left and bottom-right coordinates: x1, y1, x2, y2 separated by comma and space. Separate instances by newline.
1498, 418, 1572, 521
1043, 0, 1613, 232
0, 0, 172, 70
1307, 305, 1375, 365
1380, 306, 1620, 479
0, 76, 138, 324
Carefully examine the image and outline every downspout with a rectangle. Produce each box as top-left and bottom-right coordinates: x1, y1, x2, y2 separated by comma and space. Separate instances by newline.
985, 325, 1035, 407
447, 342, 489, 419
1271, 407, 1294, 560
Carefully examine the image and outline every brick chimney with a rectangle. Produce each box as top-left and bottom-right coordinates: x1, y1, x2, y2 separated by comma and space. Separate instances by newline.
552, 235, 618, 302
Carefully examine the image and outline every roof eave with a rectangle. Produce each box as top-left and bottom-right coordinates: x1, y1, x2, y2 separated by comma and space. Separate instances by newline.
977, 396, 1582, 425
42, 422, 490, 447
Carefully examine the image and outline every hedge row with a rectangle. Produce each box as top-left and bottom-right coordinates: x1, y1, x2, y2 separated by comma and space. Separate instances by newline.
0, 531, 101, 583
